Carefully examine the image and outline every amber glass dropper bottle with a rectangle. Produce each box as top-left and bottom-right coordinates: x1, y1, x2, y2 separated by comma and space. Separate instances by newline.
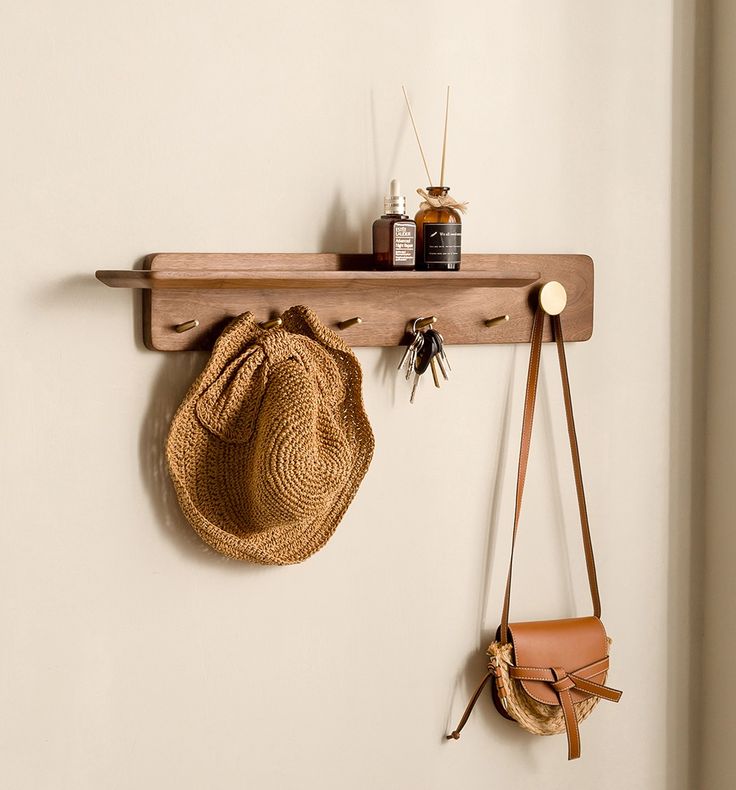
372, 179, 417, 270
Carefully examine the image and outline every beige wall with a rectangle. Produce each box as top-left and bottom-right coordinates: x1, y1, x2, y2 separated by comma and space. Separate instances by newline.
701, 1, 736, 787
1, 3, 677, 788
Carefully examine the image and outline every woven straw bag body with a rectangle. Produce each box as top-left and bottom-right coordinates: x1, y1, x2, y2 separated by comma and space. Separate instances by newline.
487, 641, 602, 737
448, 303, 622, 760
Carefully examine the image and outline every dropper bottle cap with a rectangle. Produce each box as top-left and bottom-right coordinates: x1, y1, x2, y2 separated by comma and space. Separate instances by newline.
384, 178, 406, 215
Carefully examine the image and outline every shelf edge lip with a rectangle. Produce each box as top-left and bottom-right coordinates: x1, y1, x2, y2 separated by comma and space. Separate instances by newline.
95, 270, 541, 290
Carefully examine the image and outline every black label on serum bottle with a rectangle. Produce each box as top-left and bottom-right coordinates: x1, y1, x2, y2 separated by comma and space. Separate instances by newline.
392, 222, 416, 268
423, 223, 462, 269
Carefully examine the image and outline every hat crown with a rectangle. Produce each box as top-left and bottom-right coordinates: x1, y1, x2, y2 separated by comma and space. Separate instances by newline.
195, 330, 345, 444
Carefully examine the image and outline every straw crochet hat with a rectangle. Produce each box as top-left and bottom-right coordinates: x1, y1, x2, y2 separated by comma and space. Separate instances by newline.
166, 305, 374, 564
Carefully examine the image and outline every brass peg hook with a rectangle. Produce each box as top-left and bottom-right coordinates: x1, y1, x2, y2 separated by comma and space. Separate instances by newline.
259, 317, 283, 330
538, 281, 567, 316
412, 315, 438, 332
485, 314, 509, 328
175, 319, 199, 333
337, 316, 363, 330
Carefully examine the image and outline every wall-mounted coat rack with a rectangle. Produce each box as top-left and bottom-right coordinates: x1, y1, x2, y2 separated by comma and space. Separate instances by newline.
96, 253, 593, 350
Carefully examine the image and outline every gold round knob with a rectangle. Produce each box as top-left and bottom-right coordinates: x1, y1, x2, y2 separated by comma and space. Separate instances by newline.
539, 281, 567, 316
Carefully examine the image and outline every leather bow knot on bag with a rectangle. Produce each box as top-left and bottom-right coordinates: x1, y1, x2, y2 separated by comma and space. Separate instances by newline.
448, 294, 622, 760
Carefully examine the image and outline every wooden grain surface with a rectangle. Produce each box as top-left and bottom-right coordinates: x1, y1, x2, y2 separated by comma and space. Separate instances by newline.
130, 253, 594, 350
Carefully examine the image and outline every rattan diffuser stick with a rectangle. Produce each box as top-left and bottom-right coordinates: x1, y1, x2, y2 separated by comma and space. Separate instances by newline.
440, 86, 450, 186
402, 85, 434, 187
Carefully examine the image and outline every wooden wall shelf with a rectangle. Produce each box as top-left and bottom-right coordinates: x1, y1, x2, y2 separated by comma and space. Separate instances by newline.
95, 252, 594, 350
95, 269, 537, 290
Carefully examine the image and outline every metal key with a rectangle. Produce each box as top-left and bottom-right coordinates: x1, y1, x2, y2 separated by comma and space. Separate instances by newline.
414, 332, 437, 376
436, 330, 452, 373
399, 332, 423, 379
397, 332, 419, 371
410, 370, 421, 403
410, 332, 439, 402
425, 329, 449, 381
397, 343, 413, 372
406, 334, 424, 380
435, 353, 449, 381
430, 356, 441, 388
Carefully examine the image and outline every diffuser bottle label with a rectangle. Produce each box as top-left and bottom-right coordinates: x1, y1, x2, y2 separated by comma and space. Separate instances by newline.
423, 223, 462, 269
392, 222, 416, 267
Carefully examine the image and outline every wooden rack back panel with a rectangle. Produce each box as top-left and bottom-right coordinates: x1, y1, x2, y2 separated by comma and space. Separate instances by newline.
95, 253, 594, 350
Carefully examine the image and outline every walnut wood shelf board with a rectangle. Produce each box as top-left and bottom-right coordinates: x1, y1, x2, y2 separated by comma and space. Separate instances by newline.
96, 252, 594, 350
95, 269, 537, 290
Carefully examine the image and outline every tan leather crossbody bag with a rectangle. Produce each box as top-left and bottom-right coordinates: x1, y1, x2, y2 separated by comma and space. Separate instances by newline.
448, 301, 622, 760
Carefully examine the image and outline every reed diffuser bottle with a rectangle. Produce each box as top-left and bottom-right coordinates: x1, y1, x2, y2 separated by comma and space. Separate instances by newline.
414, 186, 462, 270
402, 85, 468, 271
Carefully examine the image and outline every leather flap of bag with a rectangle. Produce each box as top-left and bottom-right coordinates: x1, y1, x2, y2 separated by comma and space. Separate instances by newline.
508, 616, 609, 706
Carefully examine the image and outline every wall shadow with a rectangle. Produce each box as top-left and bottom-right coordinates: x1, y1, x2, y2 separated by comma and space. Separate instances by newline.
668, 1, 711, 788
137, 351, 274, 574
476, 348, 518, 637
31, 270, 269, 570
536, 360, 577, 616
442, 648, 539, 766
443, 348, 541, 759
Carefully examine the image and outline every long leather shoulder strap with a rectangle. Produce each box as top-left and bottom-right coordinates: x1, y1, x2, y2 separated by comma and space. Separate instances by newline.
499, 305, 601, 644
552, 312, 601, 620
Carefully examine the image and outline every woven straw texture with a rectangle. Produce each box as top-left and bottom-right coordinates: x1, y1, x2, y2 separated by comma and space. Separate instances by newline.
487, 641, 602, 737
166, 305, 374, 565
